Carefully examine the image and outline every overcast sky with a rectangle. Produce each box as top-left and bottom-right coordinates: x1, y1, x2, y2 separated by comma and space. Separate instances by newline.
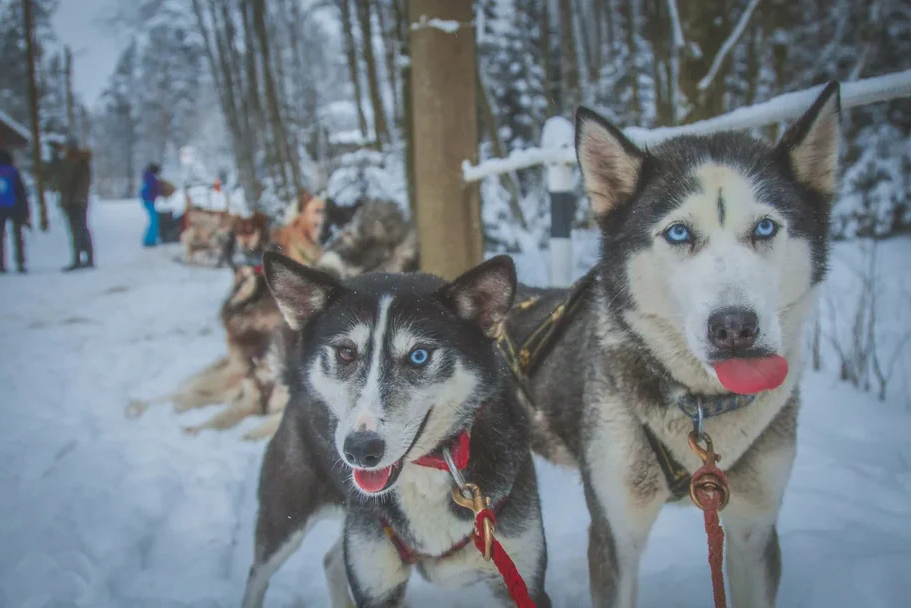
51, 0, 122, 108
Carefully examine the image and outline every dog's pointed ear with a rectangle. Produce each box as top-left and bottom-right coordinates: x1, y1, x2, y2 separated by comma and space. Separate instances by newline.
575, 106, 645, 217
263, 252, 341, 330
438, 255, 517, 339
777, 81, 841, 197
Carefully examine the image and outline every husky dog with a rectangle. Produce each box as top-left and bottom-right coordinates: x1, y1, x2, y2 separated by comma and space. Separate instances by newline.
125, 263, 282, 431
242, 253, 550, 608
505, 83, 842, 607
316, 199, 419, 279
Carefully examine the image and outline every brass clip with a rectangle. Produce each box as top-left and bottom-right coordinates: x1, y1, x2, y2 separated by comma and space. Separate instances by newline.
687, 431, 731, 511
451, 482, 495, 560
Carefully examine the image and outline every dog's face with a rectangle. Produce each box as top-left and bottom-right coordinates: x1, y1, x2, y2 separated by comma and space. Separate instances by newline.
264, 253, 516, 496
234, 213, 268, 252
576, 84, 840, 386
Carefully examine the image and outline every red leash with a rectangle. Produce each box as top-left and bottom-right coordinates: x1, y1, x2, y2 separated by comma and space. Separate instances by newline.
688, 432, 731, 608
453, 484, 536, 608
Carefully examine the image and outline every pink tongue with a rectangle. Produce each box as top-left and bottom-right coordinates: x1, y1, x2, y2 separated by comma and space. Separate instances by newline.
713, 356, 789, 395
353, 466, 393, 493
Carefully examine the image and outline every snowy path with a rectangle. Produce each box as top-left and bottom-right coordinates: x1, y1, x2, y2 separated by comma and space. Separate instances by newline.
1, 201, 910, 607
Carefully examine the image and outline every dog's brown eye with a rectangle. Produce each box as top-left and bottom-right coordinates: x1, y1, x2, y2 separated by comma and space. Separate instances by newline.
336, 345, 357, 363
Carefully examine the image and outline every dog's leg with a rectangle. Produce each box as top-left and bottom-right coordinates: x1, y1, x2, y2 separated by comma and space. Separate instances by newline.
343, 517, 410, 608
583, 409, 666, 608
723, 401, 798, 608
242, 416, 341, 608
324, 537, 355, 608
184, 378, 261, 435
242, 411, 284, 442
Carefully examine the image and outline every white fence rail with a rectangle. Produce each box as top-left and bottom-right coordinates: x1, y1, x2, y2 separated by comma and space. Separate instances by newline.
462, 70, 911, 183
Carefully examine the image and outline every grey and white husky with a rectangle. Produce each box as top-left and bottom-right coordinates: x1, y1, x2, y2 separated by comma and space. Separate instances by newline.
242, 253, 551, 607
505, 83, 842, 607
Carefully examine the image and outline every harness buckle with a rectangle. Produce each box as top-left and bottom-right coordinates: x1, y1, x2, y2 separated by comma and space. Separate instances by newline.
451, 483, 495, 561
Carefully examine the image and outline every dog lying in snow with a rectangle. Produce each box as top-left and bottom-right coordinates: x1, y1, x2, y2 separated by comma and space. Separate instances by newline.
127, 200, 419, 441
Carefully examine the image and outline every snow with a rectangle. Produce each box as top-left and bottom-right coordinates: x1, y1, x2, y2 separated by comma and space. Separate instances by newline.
696, 0, 763, 92
409, 17, 466, 34
2, 202, 911, 607
464, 70, 911, 181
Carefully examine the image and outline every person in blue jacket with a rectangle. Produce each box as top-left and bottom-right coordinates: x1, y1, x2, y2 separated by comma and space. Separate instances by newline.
140, 163, 161, 247
0, 148, 30, 273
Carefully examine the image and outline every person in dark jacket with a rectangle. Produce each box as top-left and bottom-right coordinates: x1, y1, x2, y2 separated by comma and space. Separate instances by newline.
59, 136, 94, 271
140, 163, 161, 247
0, 148, 30, 273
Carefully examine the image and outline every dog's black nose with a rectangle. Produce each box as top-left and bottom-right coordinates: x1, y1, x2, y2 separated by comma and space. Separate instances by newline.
708, 307, 759, 351
343, 432, 385, 468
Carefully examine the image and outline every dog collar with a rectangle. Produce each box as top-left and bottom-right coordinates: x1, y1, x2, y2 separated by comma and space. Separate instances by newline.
413, 429, 470, 471
665, 380, 757, 421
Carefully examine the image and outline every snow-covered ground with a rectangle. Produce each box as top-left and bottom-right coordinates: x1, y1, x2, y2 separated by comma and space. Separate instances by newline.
1, 201, 910, 607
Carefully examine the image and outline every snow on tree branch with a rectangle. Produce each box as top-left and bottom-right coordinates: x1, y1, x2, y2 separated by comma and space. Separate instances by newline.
463, 70, 911, 182
410, 16, 473, 34
697, 0, 762, 92
665, 0, 685, 49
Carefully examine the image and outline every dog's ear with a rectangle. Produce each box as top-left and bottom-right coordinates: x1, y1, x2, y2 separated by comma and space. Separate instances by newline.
263, 251, 342, 330
776, 81, 841, 197
575, 106, 645, 217
438, 255, 516, 339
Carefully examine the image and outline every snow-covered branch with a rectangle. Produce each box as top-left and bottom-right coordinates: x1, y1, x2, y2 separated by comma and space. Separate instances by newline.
697, 0, 762, 92
665, 0, 685, 49
463, 70, 911, 182
410, 16, 473, 34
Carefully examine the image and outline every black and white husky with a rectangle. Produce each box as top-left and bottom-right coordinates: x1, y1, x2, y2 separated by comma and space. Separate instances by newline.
242, 253, 551, 607
505, 83, 842, 607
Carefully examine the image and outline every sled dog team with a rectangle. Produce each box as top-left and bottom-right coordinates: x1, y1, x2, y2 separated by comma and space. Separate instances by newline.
240, 84, 842, 607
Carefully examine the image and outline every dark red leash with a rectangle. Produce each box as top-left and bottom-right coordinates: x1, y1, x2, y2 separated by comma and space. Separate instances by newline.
453, 483, 536, 608
688, 432, 731, 608
472, 507, 536, 608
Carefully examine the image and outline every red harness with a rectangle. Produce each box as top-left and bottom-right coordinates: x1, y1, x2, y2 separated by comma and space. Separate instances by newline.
379, 428, 477, 564
376, 428, 536, 607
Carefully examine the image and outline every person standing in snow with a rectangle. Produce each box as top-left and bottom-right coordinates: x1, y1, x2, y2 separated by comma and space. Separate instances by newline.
59, 136, 94, 271
0, 148, 30, 273
140, 163, 162, 247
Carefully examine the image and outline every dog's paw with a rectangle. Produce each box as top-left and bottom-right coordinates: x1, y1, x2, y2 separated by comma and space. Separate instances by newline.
125, 399, 149, 419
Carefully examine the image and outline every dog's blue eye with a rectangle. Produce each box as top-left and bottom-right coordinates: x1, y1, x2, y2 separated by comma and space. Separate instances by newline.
408, 348, 429, 366
664, 223, 692, 244
753, 218, 778, 239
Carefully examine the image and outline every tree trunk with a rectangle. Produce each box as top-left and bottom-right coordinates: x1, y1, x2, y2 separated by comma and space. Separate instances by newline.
64, 46, 75, 135
476, 68, 526, 229
620, 0, 642, 123
559, 0, 580, 111
679, 0, 731, 123
392, 0, 416, 217
377, 1, 401, 127
339, 0, 369, 138
592, 0, 603, 77
252, 0, 302, 198
22, 0, 48, 231
357, 1, 390, 147
540, 0, 555, 115
409, 0, 481, 278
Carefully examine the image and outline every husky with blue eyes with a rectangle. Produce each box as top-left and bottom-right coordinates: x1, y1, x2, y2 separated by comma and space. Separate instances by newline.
504, 83, 842, 607
241, 253, 551, 608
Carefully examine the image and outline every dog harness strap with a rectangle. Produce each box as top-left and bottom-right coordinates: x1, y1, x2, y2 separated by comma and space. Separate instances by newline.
413, 429, 471, 470
378, 497, 505, 566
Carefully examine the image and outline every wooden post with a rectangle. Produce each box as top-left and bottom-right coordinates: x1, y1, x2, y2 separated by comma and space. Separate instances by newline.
408, 0, 481, 279
22, 0, 48, 231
